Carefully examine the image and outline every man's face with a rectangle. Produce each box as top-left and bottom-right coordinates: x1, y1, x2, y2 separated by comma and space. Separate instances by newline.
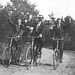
57, 19, 61, 28
25, 20, 27, 23
58, 19, 61, 23
30, 27, 34, 33
18, 19, 21, 25
38, 19, 42, 22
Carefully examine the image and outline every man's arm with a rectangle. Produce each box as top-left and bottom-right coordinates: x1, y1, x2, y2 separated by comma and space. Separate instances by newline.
8, 16, 14, 25
18, 30, 24, 38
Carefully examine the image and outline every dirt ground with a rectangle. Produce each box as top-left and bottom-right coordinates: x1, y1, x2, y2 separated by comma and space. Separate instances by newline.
0, 48, 75, 75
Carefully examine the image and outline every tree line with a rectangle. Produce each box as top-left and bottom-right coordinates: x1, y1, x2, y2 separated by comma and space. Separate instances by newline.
0, 0, 75, 50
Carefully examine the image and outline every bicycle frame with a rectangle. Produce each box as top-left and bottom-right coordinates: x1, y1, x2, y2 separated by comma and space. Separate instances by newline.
26, 36, 42, 68
56, 40, 59, 49
7, 36, 18, 48
53, 38, 63, 50
31, 36, 39, 50
2, 36, 21, 67
30, 36, 40, 63
7, 37, 18, 55
9, 39, 13, 48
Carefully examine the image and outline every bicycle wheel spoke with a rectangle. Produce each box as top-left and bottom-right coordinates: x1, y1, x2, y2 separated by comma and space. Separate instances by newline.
26, 47, 32, 69
53, 50, 59, 70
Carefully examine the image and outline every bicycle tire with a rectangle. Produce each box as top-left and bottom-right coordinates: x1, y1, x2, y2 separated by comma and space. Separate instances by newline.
2, 47, 12, 67
26, 46, 32, 69
53, 49, 59, 70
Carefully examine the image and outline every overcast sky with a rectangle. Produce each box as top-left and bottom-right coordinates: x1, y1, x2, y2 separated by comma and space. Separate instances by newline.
0, 0, 75, 20
29, 0, 75, 20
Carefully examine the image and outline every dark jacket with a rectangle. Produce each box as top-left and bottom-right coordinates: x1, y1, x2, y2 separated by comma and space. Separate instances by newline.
31, 21, 43, 37
53, 26, 64, 39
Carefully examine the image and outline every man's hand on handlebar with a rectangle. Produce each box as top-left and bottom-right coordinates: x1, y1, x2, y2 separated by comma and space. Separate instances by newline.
38, 34, 42, 38
16, 35, 20, 39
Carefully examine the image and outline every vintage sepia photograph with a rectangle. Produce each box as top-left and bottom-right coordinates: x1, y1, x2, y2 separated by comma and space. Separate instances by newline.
0, 0, 75, 75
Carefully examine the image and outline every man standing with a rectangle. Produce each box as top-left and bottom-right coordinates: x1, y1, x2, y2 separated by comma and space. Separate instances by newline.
31, 15, 44, 64
8, 16, 25, 49
35, 15, 44, 53
53, 18, 64, 63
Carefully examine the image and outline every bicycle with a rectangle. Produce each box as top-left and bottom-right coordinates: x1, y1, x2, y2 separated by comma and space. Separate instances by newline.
52, 38, 63, 70
2, 36, 21, 67
26, 36, 41, 69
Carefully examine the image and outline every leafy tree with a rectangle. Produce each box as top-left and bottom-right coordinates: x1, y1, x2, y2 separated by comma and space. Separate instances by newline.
5, 0, 39, 22
62, 16, 75, 50
61, 16, 71, 32
0, 0, 39, 42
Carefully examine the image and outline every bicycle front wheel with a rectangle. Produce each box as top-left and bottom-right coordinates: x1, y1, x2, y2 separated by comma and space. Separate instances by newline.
53, 49, 59, 70
2, 47, 12, 67
26, 46, 32, 69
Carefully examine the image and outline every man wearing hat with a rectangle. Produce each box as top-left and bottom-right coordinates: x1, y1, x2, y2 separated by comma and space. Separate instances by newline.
32, 15, 44, 64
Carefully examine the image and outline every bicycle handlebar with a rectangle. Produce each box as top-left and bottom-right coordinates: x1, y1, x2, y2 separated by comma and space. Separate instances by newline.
28, 35, 41, 39
32, 36, 40, 39
52, 38, 64, 41
7, 36, 19, 39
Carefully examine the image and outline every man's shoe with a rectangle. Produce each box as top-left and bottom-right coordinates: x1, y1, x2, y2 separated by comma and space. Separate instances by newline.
33, 61, 37, 66
59, 59, 63, 63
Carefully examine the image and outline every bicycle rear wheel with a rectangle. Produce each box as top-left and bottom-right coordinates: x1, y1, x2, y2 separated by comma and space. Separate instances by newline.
26, 46, 32, 69
2, 47, 12, 67
53, 49, 59, 70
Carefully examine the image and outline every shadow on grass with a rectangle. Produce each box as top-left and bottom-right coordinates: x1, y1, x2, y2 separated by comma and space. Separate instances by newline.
38, 62, 53, 67
42, 63, 53, 66
37, 63, 54, 70
0, 58, 28, 69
